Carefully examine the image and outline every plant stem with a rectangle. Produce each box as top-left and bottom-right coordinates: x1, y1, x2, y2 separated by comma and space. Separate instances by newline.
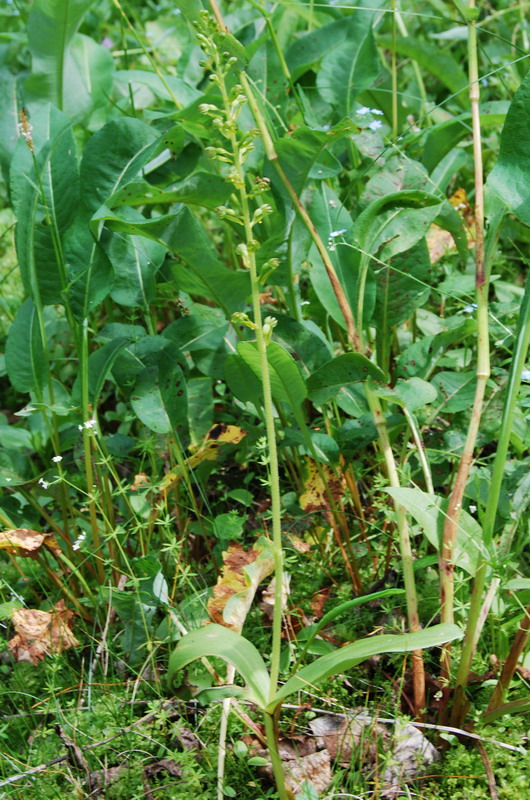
451, 245, 530, 726
485, 605, 530, 714
366, 389, 425, 715
440, 0, 489, 681
263, 713, 294, 800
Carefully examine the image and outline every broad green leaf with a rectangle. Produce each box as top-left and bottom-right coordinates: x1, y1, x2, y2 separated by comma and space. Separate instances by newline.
270, 623, 463, 710
372, 239, 431, 332
105, 209, 166, 308
432, 370, 476, 413
187, 377, 213, 446
168, 624, 270, 709
71, 337, 129, 408
25, 0, 93, 113
393, 378, 438, 411
92, 205, 250, 315
286, 19, 350, 81
68, 34, 114, 117
81, 118, 158, 213
298, 589, 406, 659
109, 172, 231, 210
269, 315, 332, 374
386, 487, 485, 575
307, 354, 385, 406
317, 14, 379, 117
10, 104, 78, 305
131, 362, 188, 436
353, 190, 442, 263
274, 121, 356, 196
5, 299, 47, 395
377, 35, 467, 108
113, 69, 200, 108
64, 212, 113, 320
307, 183, 376, 330
396, 319, 476, 380
224, 353, 264, 407
163, 312, 229, 354
0, 69, 20, 172
237, 341, 307, 411
488, 70, 530, 226
112, 335, 187, 396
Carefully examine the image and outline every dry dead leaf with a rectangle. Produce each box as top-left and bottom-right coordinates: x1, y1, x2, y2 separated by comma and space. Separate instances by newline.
8, 600, 80, 664
207, 538, 274, 632
250, 737, 331, 795
160, 424, 247, 493
299, 460, 343, 512
427, 188, 476, 264
130, 473, 151, 491
0, 528, 60, 558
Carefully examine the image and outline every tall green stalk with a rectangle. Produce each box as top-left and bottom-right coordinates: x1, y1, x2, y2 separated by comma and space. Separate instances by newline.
241, 72, 426, 715
440, 0, 489, 682
451, 256, 530, 725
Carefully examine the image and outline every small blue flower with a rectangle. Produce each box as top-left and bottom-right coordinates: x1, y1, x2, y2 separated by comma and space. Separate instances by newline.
371, 109, 384, 115
521, 369, 530, 382
368, 120, 383, 131
329, 229, 348, 238
463, 303, 477, 313
357, 106, 371, 115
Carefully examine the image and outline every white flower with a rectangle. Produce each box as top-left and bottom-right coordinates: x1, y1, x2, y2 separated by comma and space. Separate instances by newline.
38, 478, 49, 489
357, 106, 371, 115
469, 504, 477, 513
79, 418, 97, 431
463, 303, 477, 313
521, 369, 530, 382
368, 120, 383, 131
17, 121, 33, 142
72, 532, 87, 551
52, 455, 63, 463
371, 108, 384, 115
329, 229, 348, 238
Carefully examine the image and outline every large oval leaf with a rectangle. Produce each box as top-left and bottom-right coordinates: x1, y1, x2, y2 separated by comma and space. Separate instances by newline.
5, 299, 47, 395
307, 353, 385, 406
168, 624, 270, 710
270, 623, 463, 710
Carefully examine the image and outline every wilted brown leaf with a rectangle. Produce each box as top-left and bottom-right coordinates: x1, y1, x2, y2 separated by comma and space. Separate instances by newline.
207, 538, 274, 632
160, 425, 247, 493
0, 528, 59, 558
130, 473, 151, 491
299, 460, 343, 512
427, 188, 475, 264
8, 600, 80, 664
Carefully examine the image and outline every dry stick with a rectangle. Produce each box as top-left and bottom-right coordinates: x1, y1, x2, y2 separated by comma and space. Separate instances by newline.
486, 604, 530, 714
440, 0, 489, 682
241, 72, 425, 715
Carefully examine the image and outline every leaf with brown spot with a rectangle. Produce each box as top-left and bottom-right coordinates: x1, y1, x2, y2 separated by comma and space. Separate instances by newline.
0, 528, 46, 557
207, 538, 274, 632
299, 460, 343, 512
8, 600, 80, 664
160, 425, 247, 493
130, 472, 151, 491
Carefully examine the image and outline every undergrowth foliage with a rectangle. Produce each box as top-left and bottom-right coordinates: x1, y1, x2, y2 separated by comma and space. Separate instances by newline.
0, 0, 529, 798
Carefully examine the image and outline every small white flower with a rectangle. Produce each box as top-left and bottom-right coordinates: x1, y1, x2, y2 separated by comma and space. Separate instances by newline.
38, 478, 49, 489
463, 303, 477, 313
368, 120, 383, 131
17, 121, 33, 142
357, 106, 371, 115
329, 229, 348, 238
72, 532, 87, 551
469, 504, 477, 513
481, 78, 489, 87
5, 478, 11, 482
371, 108, 384, 115
84, 418, 97, 429
52, 455, 63, 463
521, 369, 530, 382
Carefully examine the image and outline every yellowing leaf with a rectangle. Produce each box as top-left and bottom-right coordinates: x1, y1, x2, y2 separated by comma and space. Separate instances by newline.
8, 601, 80, 664
299, 460, 343, 512
160, 424, 247, 493
0, 528, 57, 557
207, 538, 274, 632
427, 188, 475, 264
